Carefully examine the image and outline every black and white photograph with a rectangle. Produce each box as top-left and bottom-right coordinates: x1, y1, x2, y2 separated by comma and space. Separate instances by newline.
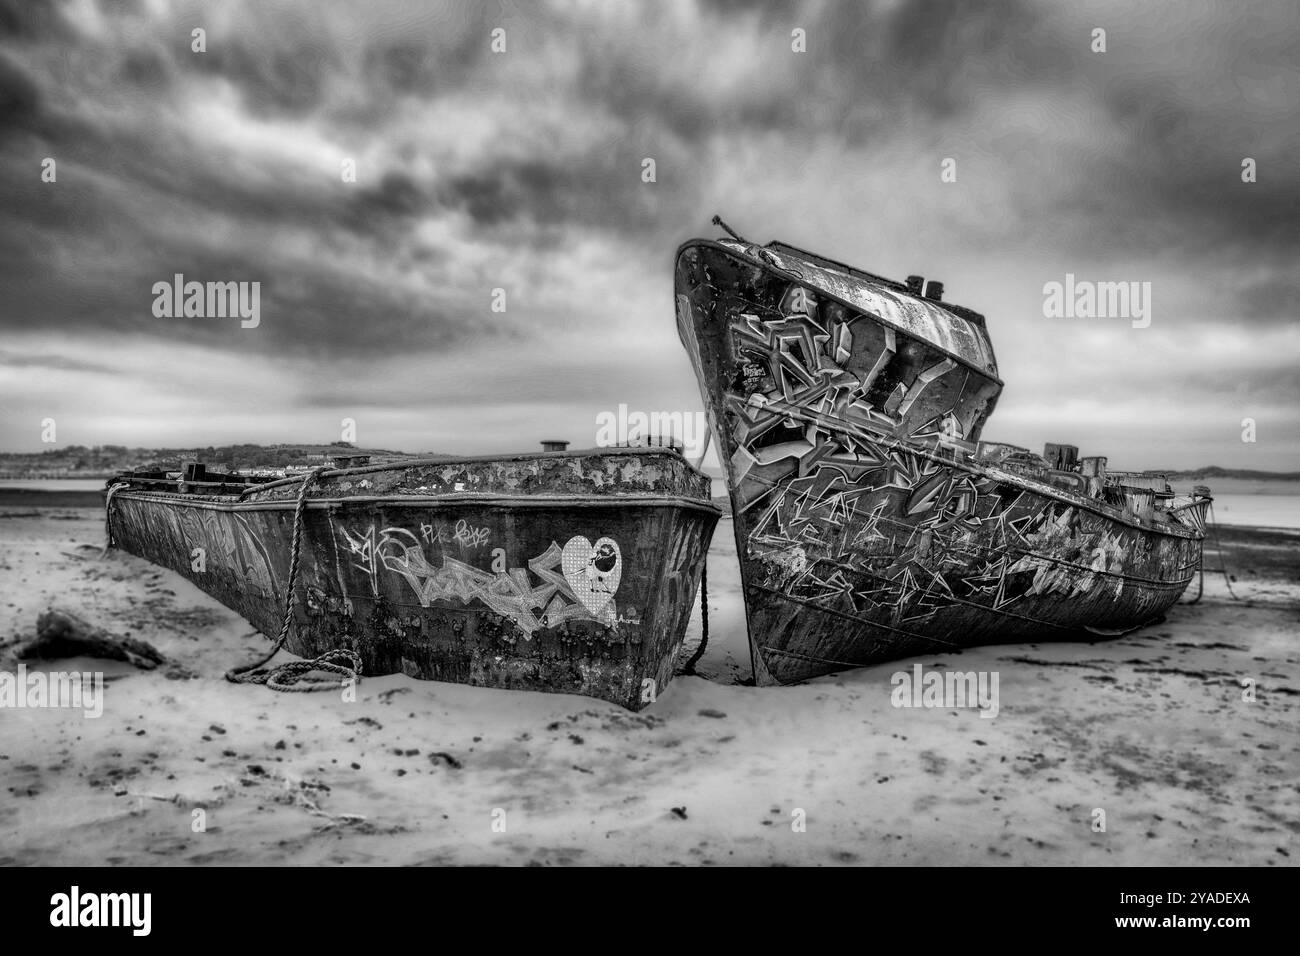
0, 0, 1295, 903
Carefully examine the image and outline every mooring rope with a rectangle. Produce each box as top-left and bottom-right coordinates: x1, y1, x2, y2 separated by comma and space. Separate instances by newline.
226, 468, 362, 692
100, 482, 124, 559
1183, 501, 1240, 604
711, 214, 746, 244
1207, 502, 1240, 601
1184, 561, 1205, 604
681, 559, 709, 675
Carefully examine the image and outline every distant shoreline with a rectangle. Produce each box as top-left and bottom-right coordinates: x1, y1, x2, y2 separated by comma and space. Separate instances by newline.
0, 488, 105, 508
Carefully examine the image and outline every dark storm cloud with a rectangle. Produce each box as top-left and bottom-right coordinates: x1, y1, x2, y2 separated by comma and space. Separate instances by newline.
1027, 5, 1299, 261
837, 0, 1071, 123
0, 145, 470, 357
1057, 71, 1300, 256
359, 170, 429, 219
0, 0, 74, 42
0, 0, 1295, 463
0, 350, 115, 373
196, 43, 335, 118
690, 0, 1073, 140
440, 152, 698, 239
4, 0, 1288, 275
1236, 273, 1300, 323
675, 1, 1300, 269
0, 0, 554, 364
359, 22, 492, 101
0, 49, 39, 131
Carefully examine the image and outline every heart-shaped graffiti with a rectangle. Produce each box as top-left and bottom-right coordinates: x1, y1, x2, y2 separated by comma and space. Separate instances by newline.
561, 535, 622, 620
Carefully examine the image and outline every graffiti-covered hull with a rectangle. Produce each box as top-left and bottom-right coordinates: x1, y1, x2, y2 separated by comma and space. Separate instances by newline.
675, 235, 1206, 685
106, 450, 720, 709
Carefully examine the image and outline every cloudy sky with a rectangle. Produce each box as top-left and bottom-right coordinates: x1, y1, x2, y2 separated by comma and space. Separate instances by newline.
1, 0, 1297, 470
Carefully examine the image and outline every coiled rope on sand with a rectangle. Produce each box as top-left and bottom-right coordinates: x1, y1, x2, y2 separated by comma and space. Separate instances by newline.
219, 468, 363, 692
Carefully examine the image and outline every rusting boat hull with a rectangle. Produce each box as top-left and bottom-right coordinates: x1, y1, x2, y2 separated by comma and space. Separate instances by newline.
107, 451, 719, 709
675, 236, 1206, 685
726, 449, 1202, 685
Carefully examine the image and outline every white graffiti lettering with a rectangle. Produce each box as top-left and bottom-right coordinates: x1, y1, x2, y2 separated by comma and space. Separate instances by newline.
337, 527, 622, 635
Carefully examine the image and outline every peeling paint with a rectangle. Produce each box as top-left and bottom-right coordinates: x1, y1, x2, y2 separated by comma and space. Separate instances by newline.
107, 449, 719, 709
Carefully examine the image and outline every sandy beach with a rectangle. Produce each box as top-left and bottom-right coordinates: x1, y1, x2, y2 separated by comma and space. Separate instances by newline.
1, 502, 1296, 866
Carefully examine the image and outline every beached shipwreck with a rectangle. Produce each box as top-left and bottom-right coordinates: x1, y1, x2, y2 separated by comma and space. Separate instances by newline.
102, 222, 1213, 704
675, 220, 1212, 685
105, 449, 719, 708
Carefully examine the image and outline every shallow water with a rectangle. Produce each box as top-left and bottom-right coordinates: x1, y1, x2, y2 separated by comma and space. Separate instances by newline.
0, 479, 107, 491
1205, 494, 1300, 529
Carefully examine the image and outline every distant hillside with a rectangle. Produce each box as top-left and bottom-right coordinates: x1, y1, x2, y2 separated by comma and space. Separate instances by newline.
3, 447, 1297, 483
1145, 467, 1300, 481
0, 443, 420, 478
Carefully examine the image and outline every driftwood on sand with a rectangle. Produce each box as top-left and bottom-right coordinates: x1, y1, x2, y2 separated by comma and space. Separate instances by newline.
18, 609, 167, 670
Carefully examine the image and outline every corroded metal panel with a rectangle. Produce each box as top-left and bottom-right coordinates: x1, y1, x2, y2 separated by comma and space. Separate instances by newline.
710, 238, 1000, 376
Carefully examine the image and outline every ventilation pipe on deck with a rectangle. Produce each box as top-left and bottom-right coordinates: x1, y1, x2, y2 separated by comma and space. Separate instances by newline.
1080, 456, 1107, 497
1127, 488, 1156, 522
